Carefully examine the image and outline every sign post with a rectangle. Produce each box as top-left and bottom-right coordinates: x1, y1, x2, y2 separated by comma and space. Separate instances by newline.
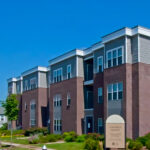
105, 115, 125, 149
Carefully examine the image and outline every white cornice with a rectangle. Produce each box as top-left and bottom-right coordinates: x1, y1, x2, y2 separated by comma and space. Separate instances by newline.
102, 26, 150, 43
22, 66, 48, 77
49, 49, 84, 66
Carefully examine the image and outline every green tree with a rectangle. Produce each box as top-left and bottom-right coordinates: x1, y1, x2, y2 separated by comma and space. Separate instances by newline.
2, 94, 19, 142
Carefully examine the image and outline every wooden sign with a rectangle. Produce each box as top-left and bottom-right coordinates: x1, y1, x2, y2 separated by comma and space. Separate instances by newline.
105, 115, 125, 149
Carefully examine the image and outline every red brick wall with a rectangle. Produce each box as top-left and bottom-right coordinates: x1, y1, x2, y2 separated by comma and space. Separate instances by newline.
22, 88, 47, 129
138, 63, 150, 137
50, 77, 84, 134
93, 73, 104, 133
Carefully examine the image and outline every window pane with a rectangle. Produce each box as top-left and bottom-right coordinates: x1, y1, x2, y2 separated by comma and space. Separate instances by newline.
113, 50, 117, 58
118, 56, 122, 65
118, 82, 123, 91
108, 60, 111, 67
108, 52, 111, 60
118, 91, 123, 99
118, 48, 122, 56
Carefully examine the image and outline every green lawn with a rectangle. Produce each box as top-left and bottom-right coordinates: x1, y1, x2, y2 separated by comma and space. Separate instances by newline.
0, 137, 29, 145
0, 145, 30, 150
38, 142, 84, 150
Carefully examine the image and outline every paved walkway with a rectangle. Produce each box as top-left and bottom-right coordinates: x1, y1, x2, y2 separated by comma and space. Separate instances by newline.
1, 141, 55, 150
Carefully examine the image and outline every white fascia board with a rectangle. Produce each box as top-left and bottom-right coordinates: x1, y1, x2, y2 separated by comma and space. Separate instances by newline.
102, 27, 132, 43
49, 49, 84, 66
102, 26, 150, 44
7, 78, 17, 83
22, 66, 48, 77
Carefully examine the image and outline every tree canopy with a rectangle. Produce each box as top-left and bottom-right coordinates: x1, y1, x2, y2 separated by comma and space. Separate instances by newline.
2, 94, 19, 121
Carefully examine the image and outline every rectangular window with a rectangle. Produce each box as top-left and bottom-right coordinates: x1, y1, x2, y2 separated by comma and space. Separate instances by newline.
54, 94, 62, 107
98, 88, 103, 103
25, 80, 28, 91
67, 93, 71, 106
107, 82, 123, 101
30, 77, 37, 90
118, 82, 123, 99
107, 51, 112, 68
97, 56, 103, 73
107, 47, 123, 68
118, 48, 123, 65
30, 101, 36, 127
108, 84, 113, 101
67, 65, 71, 79
53, 68, 63, 83
54, 119, 62, 132
98, 118, 103, 133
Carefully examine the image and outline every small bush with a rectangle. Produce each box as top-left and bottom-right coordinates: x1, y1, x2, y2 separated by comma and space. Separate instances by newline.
128, 140, 143, 150
24, 127, 48, 136
63, 131, 77, 142
136, 136, 149, 146
29, 135, 39, 144
76, 135, 86, 143
84, 138, 101, 150
146, 140, 150, 150
39, 134, 62, 143
86, 133, 103, 141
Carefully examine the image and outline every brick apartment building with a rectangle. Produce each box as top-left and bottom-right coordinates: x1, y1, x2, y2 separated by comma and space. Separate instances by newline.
7, 26, 150, 139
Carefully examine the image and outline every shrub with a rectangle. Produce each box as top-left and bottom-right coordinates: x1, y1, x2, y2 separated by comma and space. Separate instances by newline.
63, 131, 77, 142
76, 135, 86, 143
39, 134, 62, 143
29, 135, 39, 144
128, 140, 143, 150
146, 140, 150, 150
136, 136, 149, 146
0, 123, 8, 130
84, 138, 101, 150
24, 127, 48, 136
86, 133, 103, 141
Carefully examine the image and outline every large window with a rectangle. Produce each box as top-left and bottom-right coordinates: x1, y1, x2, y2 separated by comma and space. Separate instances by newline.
30, 77, 37, 90
106, 47, 123, 68
30, 101, 36, 127
98, 118, 103, 133
54, 119, 62, 132
53, 68, 63, 83
24, 80, 28, 91
107, 82, 123, 101
54, 95, 62, 107
97, 56, 103, 73
67, 65, 71, 79
98, 88, 103, 103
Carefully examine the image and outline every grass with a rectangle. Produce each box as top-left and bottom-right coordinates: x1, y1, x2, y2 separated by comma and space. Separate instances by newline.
37, 142, 84, 150
0, 137, 29, 145
0, 145, 30, 150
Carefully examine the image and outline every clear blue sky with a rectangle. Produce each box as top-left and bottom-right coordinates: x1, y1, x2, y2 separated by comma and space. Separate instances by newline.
0, 0, 149, 101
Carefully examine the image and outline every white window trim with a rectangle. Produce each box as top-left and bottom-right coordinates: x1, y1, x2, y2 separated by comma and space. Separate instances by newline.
67, 64, 72, 79
97, 56, 103, 73
106, 46, 124, 68
53, 68, 63, 83
107, 82, 123, 101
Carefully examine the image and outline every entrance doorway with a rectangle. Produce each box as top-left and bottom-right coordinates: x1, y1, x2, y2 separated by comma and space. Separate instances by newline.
86, 116, 93, 133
